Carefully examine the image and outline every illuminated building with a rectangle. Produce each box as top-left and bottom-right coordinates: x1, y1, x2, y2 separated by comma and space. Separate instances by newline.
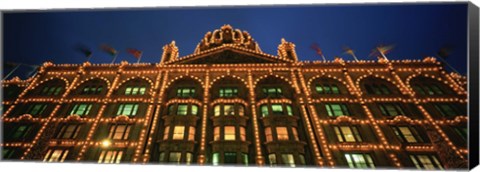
1, 25, 469, 169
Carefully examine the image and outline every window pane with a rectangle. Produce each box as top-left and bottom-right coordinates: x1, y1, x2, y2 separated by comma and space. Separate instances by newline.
177, 105, 188, 115
315, 85, 324, 94
281, 154, 295, 167
212, 153, 220, 165
163, 126, 170, 140
268, 154, 277, 166
286, 105, 293, 116
173, 126, 185, 140
169, 152, 182, 164
240, 127, 246, 141
224, 105, 234, 115
399, 127, 418, 143
186, 153, 193, 165
214, 105, 221, 116
224, 126, 236, 140
191, 105, 198, 115
224, 152, 237, 164
340, 126, 356, 142
188, 127, 195, 141
265, 127, 273, 142
272, 104, 283, 115
276, 127, 289, 140
214, 127, 220, 141
261, 105, 269, 117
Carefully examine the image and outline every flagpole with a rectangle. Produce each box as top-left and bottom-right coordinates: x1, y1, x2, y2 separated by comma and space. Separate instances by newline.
4, 63, 21, 80
137, 53, 142, 64
111, 54, 118, 64
352, 54, 359, 61
377, 47, 389, 61
435, 54, 460, 74
87, 55, 92, 62
321, 55, 326, 62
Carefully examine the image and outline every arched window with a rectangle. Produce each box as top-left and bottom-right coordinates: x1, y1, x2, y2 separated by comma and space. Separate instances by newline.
118, 78, 150, 96
35, 79, 66, 96
410, 77, 452, 96
361, 77, 398, 95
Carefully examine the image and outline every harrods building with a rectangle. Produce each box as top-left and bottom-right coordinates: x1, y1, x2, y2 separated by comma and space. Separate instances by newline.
1, 25, 469, 170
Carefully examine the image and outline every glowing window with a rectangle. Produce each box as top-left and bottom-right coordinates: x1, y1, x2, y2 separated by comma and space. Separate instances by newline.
276, 127, 289, 140
344, 153, 375, 168
43, 149, 69, 162
98, 150, 123, 164
108, 124, 131, 140
224, 126, 236, 140
409, 154, 443, 170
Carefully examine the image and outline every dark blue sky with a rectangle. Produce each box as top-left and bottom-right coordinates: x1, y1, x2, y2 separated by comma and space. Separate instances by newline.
3, 3, 468, 79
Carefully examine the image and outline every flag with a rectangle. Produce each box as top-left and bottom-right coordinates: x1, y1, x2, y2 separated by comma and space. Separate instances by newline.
342, 46, 355, 56
5, 62, 19, 68
310, 43, 323, 57
377, 44, 394, 55
437, 45, 454, 59
75, 44, 92, 58
127, 48, 142, 59
100, 44, 118, 56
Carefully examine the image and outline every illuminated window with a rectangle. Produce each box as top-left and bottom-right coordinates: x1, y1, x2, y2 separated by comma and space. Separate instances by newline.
344, 153, 375, 168
378, 103, 404, 116
81, 85, 103, 95
168, 152, 182, 164
43, 149, 69, 162
214, 104, 244, 116
98, 150, 123, 163
268, 154, 277, 166
242, 153, 248, 165
70, 104, 92, 116
412, 84, 444, 95
169, 104, 198, 115
177, 87, 195, 98
177, 104, 188, 115
188, 127, 195, 141
186, 152, 193, 165
409, 154, 443, 170
392, 126, 424, 143
212, 152, 220, 165
276, 127, 289, 140
333, 126, 362, 142
265, 127, 273, 142
262, 87, 283, 97
41, 86, 63, 96
26, 104, 47, 116
164, 126, 194, 141
260, 104, 293, 117
224, 152, 237, 164
172, 126, 185, 140
108, 124, 131, 140
365, 83, 391, 95
239, 127, 246, 141
224, 126, 236, 140
281, 154, 295, 167
116, 103, 138, 116
292, 128, 299, 141
219, 87, 238, 97
214, 127, 220, 141
56, 124, 81, 139
11, 125, 32, 140
325, 104, 350, 117
125, 86, 146, 95
315, 84, 341, 94
434, 103, 459, 117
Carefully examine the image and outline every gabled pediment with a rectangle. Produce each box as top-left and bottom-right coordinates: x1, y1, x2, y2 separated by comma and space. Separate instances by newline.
165, 44, 292, 64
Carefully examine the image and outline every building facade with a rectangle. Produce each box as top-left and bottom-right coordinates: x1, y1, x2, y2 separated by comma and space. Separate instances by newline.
1, 25, 469, 170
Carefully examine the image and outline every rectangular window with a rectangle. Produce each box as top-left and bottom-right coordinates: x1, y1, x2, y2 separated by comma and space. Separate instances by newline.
325, 104, 350, 117
177, 87, 195, 98
224, 126, 236, 140
265, 127, 273, 142
108, 124, 131, 140
345, 153, 375, 168
212, 153, 220, 166
262, 87, 283, 97
82, 85, 103, 95
281, 154, 295, 167
163, 126, 170, 140
172, 126, 185, 140
57, 124, 81, 139
186, 153, 193, 165
125, 86, 146, 95
214, 127, 220, 141
392, 126, 423, 143
271, 104, 283, 115
177, 104, 188, 115
434, 104, 459, 117
378, 103, 404, 116
219, 87, 238, 97
261, 105, 269, 117
333, 126, 362, 142
224, 105, 235, 116
409, 154, 443, 170
98, 150, 123, 164
168, 152, 182, 164
116, 103, 139, 116
242, 153, 249, 165
268, 154, 277, 166
316, 84, 341, 94
224, 152, 237, 164
12, 125, 32, 140
239, 127, 246, 141
70, 104, 92, 116
276, 127, 289, 140
27, 104, 47, 115
188, 127, 195, 141
44, 149, 69, 162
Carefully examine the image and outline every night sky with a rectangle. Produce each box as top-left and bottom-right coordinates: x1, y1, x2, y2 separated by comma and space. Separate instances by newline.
3, 3, 468, 79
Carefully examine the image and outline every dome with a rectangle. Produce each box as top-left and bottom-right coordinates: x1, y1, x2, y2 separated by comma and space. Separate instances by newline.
194, 24, 262, 53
